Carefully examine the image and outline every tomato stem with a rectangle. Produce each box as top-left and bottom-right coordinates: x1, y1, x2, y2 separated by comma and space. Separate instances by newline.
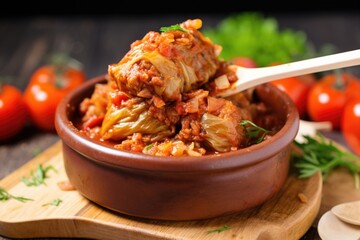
333, 69, 345, 90
54, 66, 67, 89
50, 52, 69, 66
50, 52, 81, 89
49, 52, 83, 71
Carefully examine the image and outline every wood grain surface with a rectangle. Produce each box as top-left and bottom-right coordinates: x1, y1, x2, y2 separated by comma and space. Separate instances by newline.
0, 141, 323, 240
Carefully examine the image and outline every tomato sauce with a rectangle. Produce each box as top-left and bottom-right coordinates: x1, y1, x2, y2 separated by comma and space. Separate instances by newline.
76, 19, 282, 157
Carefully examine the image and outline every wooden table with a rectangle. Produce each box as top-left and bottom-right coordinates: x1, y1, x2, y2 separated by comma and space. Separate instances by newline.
1, 11, 360, 240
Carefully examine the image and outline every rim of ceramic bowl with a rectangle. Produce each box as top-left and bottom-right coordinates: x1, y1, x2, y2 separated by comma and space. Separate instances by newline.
55, 75, 299, 172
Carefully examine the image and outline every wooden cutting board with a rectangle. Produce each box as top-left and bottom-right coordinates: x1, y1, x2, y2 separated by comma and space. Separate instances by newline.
0, 139, 355, 240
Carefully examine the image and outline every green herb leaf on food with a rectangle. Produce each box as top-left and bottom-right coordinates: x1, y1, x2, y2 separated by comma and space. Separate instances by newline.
160, 24, 188, 33
145, 143, 153, 151
240, 120, 270, 144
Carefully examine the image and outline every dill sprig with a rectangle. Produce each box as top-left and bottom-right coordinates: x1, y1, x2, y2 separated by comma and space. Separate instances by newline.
292, 133, 360, 189
0, 187, 33, 202
240, 120, 270, 144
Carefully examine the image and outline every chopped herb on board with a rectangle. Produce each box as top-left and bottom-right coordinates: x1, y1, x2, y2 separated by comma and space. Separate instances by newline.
207, 225, 232, 234
0, 187, 33, 202
292, 133, 360, 189
160, 24, 189, 33
42, 198, 62, 207
21, 164, 57, 187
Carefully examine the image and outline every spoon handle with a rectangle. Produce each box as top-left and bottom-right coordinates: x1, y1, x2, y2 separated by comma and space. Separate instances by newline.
217, 49, 360, 97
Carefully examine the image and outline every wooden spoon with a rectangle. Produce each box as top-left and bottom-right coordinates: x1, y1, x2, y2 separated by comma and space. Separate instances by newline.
215, 49, 360, 97
331, 200, 360, 226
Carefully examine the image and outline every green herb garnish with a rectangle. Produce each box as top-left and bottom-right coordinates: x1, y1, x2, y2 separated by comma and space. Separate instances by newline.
145, 143, 153, 151
292, 133, 360, 189
207, 225, 232, 234
240, 120, 270, 144
160, 24, 188, 33
42, 198, 62, 207
21, 164, 57, 187
0, 187, 33, 202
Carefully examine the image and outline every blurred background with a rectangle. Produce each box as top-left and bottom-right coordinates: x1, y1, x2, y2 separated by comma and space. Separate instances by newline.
1, 1, 360, 89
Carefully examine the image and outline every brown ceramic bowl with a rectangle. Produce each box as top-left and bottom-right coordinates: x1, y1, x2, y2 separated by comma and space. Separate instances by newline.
55, 75, 299, 221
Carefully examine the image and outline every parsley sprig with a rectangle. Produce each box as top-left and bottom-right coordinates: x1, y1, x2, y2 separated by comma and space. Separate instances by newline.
160, 24, 188, 33
21, 164, 57, 187
240, 120, 270, 144
292, 133, 360, 188
0, 187, 33, 202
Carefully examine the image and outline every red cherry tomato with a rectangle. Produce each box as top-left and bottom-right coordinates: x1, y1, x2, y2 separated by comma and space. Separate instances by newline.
0, 84, 28, 141
270, 76, 313, 118
23, 61, 86, 132
341, 97, 360, 156
307, 72, 360, 129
